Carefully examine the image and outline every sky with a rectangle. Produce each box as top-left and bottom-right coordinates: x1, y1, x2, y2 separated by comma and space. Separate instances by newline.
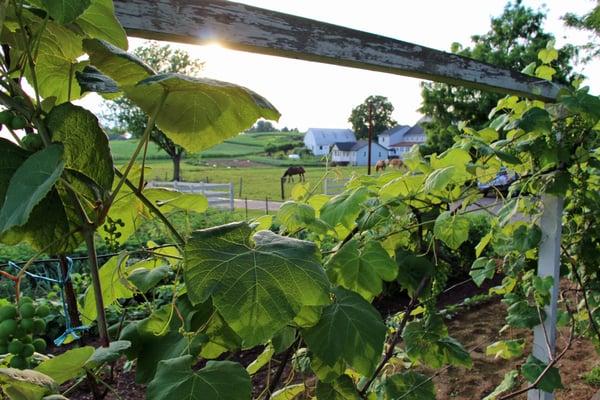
4, 0, 600, 139
115, 0, 598, 132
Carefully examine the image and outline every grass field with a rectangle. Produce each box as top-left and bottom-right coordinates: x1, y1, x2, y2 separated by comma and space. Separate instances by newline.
109, 131, 305, 161
138, 159, 366, 200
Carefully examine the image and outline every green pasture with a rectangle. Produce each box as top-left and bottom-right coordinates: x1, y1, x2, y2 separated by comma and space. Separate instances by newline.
139, 160, 367, 200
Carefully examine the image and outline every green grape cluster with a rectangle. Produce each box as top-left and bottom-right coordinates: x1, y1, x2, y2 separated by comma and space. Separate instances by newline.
0, 109, 28, 131
0, 297, 49, 369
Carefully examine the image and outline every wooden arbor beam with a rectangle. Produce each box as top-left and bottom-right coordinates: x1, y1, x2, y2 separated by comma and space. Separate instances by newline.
114, 0, 562, 101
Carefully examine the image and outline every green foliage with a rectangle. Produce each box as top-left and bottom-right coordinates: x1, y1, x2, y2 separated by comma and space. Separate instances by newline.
302, 287, 386, 376
34, 347, 94, 385
184, 222, 329, 346
147, 356, 252, 400
521, 355, 563, 393
378, 371, 436, 400
583, 365, 600, 387
348, 95, 397, 140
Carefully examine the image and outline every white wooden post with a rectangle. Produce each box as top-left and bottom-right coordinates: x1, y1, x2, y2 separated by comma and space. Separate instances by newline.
229, 182, 234, 211
528, 194, 564, 400
324, 179, 329, 195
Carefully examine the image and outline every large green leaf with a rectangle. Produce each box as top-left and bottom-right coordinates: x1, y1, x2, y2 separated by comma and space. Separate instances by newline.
521, 355, 563, 393
147, 356, 251, 400
0, 368, 57, 400
41, 0, 91, 24
469, 257, 496, 287
395, 249, 434, 298
271, 384, 305, 400
144, 188, 209, 214
379, 371, 436, 400
505, 300, 542, 329
326, 239, 397, 300
127, 265, 170, 293
277, 201, 329, 234
403, 314, 472, 369
433, 211, 470, 249
83, 39, 154, 87
315, 375, 360, 400
185, 222, 330, 347
34, 347, 94, 385
482, 370, 519, 400
47, 103, 114, 190
76, 0, 127, 50
302, 287, 386, 376
0, 145, 64, 235
485, 339, 525, 360
84, 340, 131, 369
320, 187, 368, 232
126, 74, 281, 153
81, 255, 133, 324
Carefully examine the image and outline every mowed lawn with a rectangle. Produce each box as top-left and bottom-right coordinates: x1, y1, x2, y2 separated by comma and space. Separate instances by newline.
136, 160, 368, 200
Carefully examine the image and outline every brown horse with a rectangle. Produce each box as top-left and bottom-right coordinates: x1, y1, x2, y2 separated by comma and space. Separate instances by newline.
375, 160, 386, 172
282, 166, 305, 182
388, 158, 404, 169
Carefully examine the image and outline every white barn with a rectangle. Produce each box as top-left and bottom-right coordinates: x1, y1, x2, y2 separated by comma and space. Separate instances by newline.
378, 125, 410, 149
388, 122, 427, 158
303, 128, 356, 156
331, 140, 388, 166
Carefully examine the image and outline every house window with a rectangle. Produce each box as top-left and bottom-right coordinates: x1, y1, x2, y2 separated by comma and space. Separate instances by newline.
363, 151, 366, 156
319, 145, 323, 150
378, 152, 381, 156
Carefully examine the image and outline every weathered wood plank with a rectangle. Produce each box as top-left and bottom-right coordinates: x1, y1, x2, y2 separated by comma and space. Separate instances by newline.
114, 0, 562, 101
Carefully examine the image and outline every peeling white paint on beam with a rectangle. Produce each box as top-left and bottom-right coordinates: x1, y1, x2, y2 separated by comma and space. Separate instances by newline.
114, 0, 562, 101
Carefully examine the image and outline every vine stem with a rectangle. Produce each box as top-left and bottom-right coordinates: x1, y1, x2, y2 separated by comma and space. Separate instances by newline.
108, 90, 169, 210
113, 168, 185, 245
59, 255, 82, 327
267, 337, 300, 398
83, 229, 110, 347
358, 276, 429, 397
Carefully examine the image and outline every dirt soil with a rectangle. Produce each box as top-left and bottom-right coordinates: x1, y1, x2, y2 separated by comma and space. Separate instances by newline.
423, 299, 600, 400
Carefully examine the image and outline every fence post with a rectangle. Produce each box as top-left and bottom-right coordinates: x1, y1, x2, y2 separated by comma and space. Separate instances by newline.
265, 197, 269, 215
229, 181, 234, 211
324, 178, 328, 195
245, 197, 248, 219
239, 176, 243, 198
528, 194, 563, 400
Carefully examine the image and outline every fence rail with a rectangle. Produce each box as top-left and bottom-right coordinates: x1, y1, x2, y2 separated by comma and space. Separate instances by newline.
323, 178, 350, 195
147, 181, 234, 210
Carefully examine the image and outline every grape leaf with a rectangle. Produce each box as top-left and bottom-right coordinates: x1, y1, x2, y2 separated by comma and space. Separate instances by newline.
184, 222, 330, 347
521, 355, 563, 393
76, 0, 128, 50
326, 238, 397, 300
128, 265, 171, 293
41, 0, 91, 24
0, 144, 64, 234
34, 347, 94, 385
320, 187, 368, 232
470, 257, 496, 287
482, 370, 519, 400
47, 103, 114, 191
84, 340, 131, 369
433, 211, 470, 249
379, 371, 436, 400
147, 356, 251, 400
315, 375, 360, 400
485, 340, 525, 360
302, 287, 386, 376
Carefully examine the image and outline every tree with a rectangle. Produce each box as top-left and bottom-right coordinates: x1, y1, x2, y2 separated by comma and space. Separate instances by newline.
563, 3, 600, 63
105, 42, 204, 181
348, 95, 397, 139
246, 120, 276, 133
419, 0, 577, 154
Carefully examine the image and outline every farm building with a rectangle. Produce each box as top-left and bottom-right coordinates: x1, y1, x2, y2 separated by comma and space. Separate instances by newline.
387, 118, 429, 158
303, 128, 356, 155
378, 125, 410, 149
331, 140, 388, 166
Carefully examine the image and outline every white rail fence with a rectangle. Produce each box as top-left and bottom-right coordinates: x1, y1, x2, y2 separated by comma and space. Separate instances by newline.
323, 178, 350, 195
148, 181, 234, 211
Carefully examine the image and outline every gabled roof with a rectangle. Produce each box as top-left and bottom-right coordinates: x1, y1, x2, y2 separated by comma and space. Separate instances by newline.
403, 123, 425, 138
305, 128, 356, 145
333, 142, 356, 151
379, 125, 410, 137
350, 140, 387, 151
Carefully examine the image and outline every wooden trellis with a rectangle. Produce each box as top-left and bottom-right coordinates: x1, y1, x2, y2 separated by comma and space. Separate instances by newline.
113, 1, 564, 398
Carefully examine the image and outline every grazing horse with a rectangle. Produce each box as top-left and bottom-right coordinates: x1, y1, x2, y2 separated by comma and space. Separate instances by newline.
388, 158, 404, 169
375, 160, 386, 172
282, 166, 305, 182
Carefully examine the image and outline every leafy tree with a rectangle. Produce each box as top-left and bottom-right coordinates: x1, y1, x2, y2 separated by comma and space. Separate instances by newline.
348, 95, 397, 139
419, 0, 576, 154
105, 42, 204, 181
246, 120, 276, 133
563, 3, 600, 63
264, 142, 277, 156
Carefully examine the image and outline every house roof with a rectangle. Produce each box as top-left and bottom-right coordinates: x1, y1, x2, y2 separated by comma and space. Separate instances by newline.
350, 140, 387, 151
333, 142, 356, 151
390, 141, 420, 148
305, 128, 356, 145
379, 125, 410, 137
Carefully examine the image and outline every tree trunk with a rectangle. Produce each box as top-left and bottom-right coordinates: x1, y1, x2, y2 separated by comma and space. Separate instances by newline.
172, 153, 182, 181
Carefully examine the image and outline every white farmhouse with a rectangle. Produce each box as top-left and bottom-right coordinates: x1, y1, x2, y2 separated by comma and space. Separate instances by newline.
389, 124, 427, 157
331, 140, 388, 166
303, 128, 356, 156
378, 125, 410, 149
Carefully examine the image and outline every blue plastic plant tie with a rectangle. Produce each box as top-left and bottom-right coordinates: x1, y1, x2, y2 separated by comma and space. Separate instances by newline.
6, 259, 89, 346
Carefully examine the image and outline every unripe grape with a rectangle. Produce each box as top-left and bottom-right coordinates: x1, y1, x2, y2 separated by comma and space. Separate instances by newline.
8, 339, 23, 355
9, 355, 27, 369
19, 303, 35, 319
35, 305, 50, 318
20, 343, 34, 358
33, 338, 46, 353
